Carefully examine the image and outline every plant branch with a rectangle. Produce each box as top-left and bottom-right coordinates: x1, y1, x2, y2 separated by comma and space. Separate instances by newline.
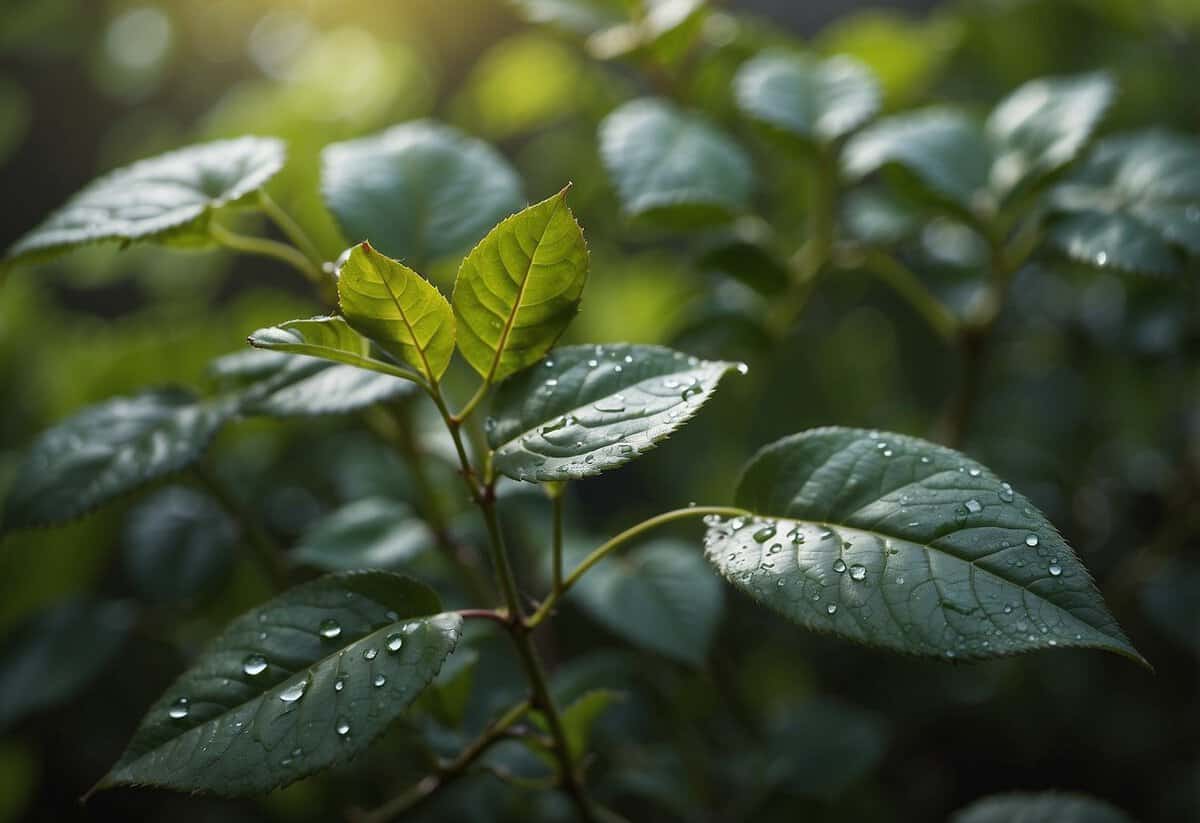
844, 248, 960, 343
209, 222, 322, 285
192, 462, 288, 589
258, 190, 328, 272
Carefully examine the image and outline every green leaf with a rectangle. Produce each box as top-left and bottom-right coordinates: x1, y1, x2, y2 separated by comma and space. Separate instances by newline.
97, 572, 462, 795
950, 792, 1135, 823
2, 389, 233, 532
568, 538, 723, 666
247, 316, 424, 383
1048, 130, 1200, 274
487, 343, 744, 482
4, 137, 284, 266
321, 121, 523, 264
734, 51, 880, 144
697, 237, 791, 296
0, 599, 137, 732
985, 72, 1114, 199
599, 98, 754, 226
451, 188, 588, 383
123, 486, 235, 604
841, 188, 921, 246
531, 689, 621, 761
508, 0, 627, 36
704, 427, 1145, 665
586, 0, 706, 63
415, 647, 479, 727
243, 361, 417, 418
337, 242, 456, 383
291, 499, 433, 572
765, 697, 887, 797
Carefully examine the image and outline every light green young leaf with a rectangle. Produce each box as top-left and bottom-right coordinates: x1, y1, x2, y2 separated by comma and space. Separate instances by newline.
291, 499, 433, 572
247, 316, 424, 383
531, 689, 622, 761
487, 344, 743, 482
338, 242, 456, 383
951, 791, 1135, 823
586, 0, 706, 63
452, 188, 588, 383
2, 390, 234, 532
96, 572, 462, 795
321, 121, 523, 264
4, 137, 284, 266
734, 51, 880, 144
704, 427, 1145, 666
599, 98, 754, 226
123, 486, 235, 604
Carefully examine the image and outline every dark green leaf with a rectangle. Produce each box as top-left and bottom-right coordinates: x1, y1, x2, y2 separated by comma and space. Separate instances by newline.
243, 361, 416, 418
321, 121, 523, 264
416, 647, 479, 727
123, 486, 235, 603
530, 689, 621, 761
291, 499, 433, 572
98, 572, 461, 795
0, 599, 136, 731
487, 344, 743, 482
696, 236, 791, 296
951, 791, 1135, 823
452, 188, 588, 383
247, 316, 424, 383
766, 697, 888, 797
734, 51, 880, 144
704, 427, 1145, 665
2, 390, 233, 532
841, 188, 921, 246
599, 98, 754, 226
4, 137, 284, 266
1048, 212, 1178, 276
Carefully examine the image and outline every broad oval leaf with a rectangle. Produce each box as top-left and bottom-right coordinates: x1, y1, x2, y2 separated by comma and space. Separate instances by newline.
1048, 212, 1179, 276
4, 137, 284, 266
487, 344, 743, 482
2, 390, 233, 532
291, 499, 433, 572
703, 427, 1145, 665
599, 98, 754, 226
247, 316, 424, 383
452, 188, 588, 383
951, 792, 1135, 823
734, 51, 880, 144
97, 572, 462, 795
321, 121, 523, 265
337, 242, 456, 383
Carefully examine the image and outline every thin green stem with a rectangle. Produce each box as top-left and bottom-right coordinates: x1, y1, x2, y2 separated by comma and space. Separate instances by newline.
851, 249, 959, 343
526, 506, 751, 628
210, 222, 322, 285
192, 463, 288, 589
258, 190, 327, 270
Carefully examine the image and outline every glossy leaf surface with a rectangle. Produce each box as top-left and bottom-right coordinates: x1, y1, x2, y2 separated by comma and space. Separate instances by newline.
735, 52, 880, 143
247, 316, 423, 383
123, 486, 236, 603
291, 499, 433, 571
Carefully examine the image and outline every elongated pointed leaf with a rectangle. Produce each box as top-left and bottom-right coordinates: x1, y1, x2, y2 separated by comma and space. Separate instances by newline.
245, 362, 416, 418
4, 137, 284, 266
951, 792, 1135, 823
291, 499, 433, 571
704, 427, 1144, 665
337, 242, 456, 382
734, 52, 880, 144
247, 316, 424, 384
487, 344, 743, 482
452, 189, 588, 383
2, 390, 233, 532
97, 572, 461, 795
321, 121, 523, 264
599, 98, 754, 226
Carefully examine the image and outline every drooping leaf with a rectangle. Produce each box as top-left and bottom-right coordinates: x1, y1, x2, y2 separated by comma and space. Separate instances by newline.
0, 599, 137, 732
734, 51, 880, 144
291, 499, 433, 572
247, 316, 424, 383
1047, 130, 1200, 274
123, 486, 236, 604
2, 390, 234, 532
950, 791, 1135, 823
337, 242, 456, 383
321, 121, 523, 264
451, 188, 588, 383
97, 572, 462, 795
599, 98, 754, 226
4, 137, 284, 266
568, 538, 723, 666
703, 427, 1145, 665
487, 344, 743, 482
530, 689, 621, 761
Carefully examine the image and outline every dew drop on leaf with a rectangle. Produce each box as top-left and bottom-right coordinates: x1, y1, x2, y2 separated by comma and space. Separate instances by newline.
242, 654, 268, 676
318, 619, 342, 639
279, 680, 307, 703
386, 632, 404, 653
168, 697, 189, 719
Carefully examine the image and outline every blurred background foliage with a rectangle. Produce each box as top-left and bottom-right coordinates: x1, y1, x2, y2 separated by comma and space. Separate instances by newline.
0, 0, 1197, 821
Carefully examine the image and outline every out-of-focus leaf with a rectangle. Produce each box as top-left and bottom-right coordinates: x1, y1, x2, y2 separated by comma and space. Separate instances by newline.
291, 499, 433, 572
508, 0, 627, 35
0, 599, 136, 731
247, 316, 424, 383
2, 390, 234, 532
599, 98, 754, 226
321, 121, 522, 264
766, 697, 888, 797
587, 0, 706, 64
704, 427, 1146, 665
451, 188, 587, 383
337, 242, 456, 383
841, 188, 921, 245
4, 137, 284, 266
1139, 560, 1200, 654
416, 647, 479, 728
1048, 212, 1179, 276
243, 361, 416, 418
97, 572, 461, 795
697, 237, 791, 296
951, 791, 1136, 823
123, 486, 235, 603
531, 689, 621, 761
487, 344, 742, 482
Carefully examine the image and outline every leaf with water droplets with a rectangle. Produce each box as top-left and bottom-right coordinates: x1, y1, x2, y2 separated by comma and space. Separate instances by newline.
703, 427, 1146, 666
291, 499, 433, 572
488, 344, 743, 482
247, 315, 426, 387
96, 572, 461, 796
951, 791, 1135, 823
2, 389, 234, 532
3, 137, 284, 269
452, 188, 588, 383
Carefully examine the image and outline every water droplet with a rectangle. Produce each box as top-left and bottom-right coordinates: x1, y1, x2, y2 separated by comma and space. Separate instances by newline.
826, 603, 838, 615
594, 397, 625, 413
682, 385, 702, 400
243, 654, 268, 676
168, 697, 189, 719
373, 674, 387, 688
319, 619, 342, 639
484, 417, 497, 434
833, 559, 847, 573
279, 680, 307, 703
968, 468, 981, 477
964, 498, 983, 514
752, 525, 776, 543
877, 442, 888, 450
544, 378, 558, 388
386, 632, 404, 653
334, 674, 347, 692
623, 354, 633, 364
363, 648, 378, 660
544, 359, 554, 368
882, 449, 893, 457
1025, 534, 1040, 547
895, 575, 905, 585
541, 415, 568, 434
336, 718, 351, 736
1003, 604, 1013, 614
767, 543, 782, 555
614, 365, 623, 373
998, 482, 1014, 502
1048, 563, 1062, 576
587, 359, 598, 367
849, 564, 867, 581
735, 362, 749, 375
1096, 251, 1108, 266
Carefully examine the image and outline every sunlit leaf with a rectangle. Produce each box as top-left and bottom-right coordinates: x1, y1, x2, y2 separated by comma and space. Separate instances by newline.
951, 791, 1135, 823
247, 316, 424, 383
704, 427, 1145, 665
587, 0, 706, 63
123, 486, 235, 603
291, 499, 433, 572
